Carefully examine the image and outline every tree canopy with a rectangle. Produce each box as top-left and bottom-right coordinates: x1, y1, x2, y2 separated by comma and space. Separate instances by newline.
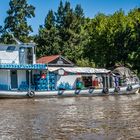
36, 1, 85, 64
0, 0, 35, 43
0, 0, 140, 75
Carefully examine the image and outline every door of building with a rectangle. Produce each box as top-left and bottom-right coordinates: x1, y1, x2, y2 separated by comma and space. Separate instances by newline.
11, 70, 18, 89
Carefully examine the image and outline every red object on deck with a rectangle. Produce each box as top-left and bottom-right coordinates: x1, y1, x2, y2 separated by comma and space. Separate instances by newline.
92, 80, 96, 86
92, 78, 99, 87
96, 80, 99, 87
41, 73, 46, 79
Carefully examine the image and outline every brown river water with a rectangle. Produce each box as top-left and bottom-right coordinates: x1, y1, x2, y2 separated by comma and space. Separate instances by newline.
0, 94, 140, 140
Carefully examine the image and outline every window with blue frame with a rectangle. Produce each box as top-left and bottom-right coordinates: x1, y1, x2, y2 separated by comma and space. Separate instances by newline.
19, 47, 26, 64
6, 46, 16, 52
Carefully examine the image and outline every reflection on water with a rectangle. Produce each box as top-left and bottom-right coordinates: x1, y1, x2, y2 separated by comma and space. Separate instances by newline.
0, 94, 140, 140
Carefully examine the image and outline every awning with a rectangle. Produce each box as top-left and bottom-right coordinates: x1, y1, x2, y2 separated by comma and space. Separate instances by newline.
0, 63, 47, 70
113, 67, 133, 77
48, 67, 110, 74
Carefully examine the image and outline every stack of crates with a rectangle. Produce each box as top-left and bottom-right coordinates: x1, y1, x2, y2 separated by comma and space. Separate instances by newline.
19, 81, 29, 91
48, 73, 56, 91
58, 82, 72, 90
34, 73, 56, 91
34, 74, 48, 91
0, 84, 9, 90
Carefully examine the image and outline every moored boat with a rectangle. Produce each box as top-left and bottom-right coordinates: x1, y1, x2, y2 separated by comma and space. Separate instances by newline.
0, 83, 139, 98
0, 41, 139, 98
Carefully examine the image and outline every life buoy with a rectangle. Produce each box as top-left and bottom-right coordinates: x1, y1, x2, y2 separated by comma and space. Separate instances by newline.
75, 89, 81, 95
102, 88, 108, 94
58, 90, 64, 95
27, 91, 35, 98
127, 85, 133, 91
89, 88, 94, 94
114, 86, 120, 93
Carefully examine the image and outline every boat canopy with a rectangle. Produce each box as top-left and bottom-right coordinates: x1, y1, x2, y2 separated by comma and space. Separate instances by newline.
48, 67, 110, 74
113, 67, 133, 78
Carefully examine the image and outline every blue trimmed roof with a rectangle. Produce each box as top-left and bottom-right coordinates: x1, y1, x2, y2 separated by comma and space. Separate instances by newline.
0, 64, 47, 70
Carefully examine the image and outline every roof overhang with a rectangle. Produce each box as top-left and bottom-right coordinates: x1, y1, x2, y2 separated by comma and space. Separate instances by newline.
48, 67, 110, 74
0, 64, 47, 70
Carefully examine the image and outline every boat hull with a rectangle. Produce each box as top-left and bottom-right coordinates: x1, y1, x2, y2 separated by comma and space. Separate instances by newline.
0, 84, 139, 98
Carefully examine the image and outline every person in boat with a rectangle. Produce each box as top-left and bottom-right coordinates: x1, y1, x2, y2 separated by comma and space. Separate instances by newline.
98, 77, 103, 88
114, 75, 119, 87
76, 78, 84, 89
94, 77, 99, 88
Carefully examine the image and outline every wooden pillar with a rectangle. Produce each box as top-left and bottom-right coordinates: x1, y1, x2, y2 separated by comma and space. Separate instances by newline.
107, 75, 110, 88
104, 75, 106, 88
47, 70, 49, 90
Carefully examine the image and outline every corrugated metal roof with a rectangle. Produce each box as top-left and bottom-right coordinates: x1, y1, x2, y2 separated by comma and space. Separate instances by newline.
37, 55, 60, 64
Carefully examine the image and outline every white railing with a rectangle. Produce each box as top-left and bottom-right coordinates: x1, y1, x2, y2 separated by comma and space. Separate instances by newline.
0, 58, 33, 65
0, 58, 18, 64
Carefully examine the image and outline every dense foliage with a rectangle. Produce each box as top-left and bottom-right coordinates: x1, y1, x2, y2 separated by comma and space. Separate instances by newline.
35, 1, 85, 64
0, 0, 35, 43
0, 0, 140, 75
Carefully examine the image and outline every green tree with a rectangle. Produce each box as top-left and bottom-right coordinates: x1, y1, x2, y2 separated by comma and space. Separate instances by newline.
84, 13, 109, 67
1, 0, 35, 43
84, 10, 134, 68
37, 1, 85, 64
36, 10, 60, 58
106, 10, 128, 67
127, 8, 140, 73
55, 1, 85, 63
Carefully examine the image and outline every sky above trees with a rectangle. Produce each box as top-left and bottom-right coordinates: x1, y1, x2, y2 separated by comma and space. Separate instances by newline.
0, 0, 139, 35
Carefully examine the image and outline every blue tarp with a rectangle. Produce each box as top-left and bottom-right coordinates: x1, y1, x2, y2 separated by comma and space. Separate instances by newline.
0, 63, 47, 70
